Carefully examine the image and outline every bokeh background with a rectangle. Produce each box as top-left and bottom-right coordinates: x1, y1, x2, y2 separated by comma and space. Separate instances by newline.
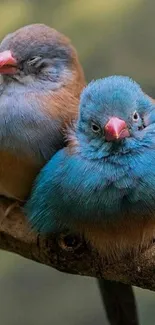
0, 0, 155, 324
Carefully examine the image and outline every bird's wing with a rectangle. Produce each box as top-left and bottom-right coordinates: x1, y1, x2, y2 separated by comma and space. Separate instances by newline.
24, 148, 102, 233
24, 148, 67, 233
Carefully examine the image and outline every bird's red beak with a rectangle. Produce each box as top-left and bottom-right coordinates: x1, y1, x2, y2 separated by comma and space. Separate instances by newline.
0, 50, 17, 75
104, 117, 130, 141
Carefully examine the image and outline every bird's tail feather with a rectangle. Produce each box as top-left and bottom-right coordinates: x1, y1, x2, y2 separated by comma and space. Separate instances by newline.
97, 279, 139, 325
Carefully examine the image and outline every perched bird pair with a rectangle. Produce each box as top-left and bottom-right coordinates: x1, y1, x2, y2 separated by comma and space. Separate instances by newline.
0, 24, 139, 325
25, 75, 155, 260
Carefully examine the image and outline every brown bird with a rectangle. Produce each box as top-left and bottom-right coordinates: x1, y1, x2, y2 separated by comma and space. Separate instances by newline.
0, 23, 85, 202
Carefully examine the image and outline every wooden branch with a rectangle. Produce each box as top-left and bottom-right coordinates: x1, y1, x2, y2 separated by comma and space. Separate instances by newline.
0, 198, 155, 291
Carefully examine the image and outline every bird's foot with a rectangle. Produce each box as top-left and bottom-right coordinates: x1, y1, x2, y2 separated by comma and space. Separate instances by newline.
4, 201, 21, 218
0, 196, 23, 224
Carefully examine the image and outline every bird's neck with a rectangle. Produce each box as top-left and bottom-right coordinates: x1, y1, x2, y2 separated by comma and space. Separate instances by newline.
0, 76, 65, 95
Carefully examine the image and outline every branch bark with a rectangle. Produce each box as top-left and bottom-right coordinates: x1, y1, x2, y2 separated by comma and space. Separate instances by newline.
0, 198, 155, 291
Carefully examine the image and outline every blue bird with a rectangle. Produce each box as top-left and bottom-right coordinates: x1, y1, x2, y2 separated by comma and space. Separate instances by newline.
25, 75, 155, 258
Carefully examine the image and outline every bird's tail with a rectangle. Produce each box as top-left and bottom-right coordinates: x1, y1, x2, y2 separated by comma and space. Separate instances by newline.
97, 279, 139, 325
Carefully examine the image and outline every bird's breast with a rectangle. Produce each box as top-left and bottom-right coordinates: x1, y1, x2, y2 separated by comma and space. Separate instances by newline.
68, 151, 155, 221
74, 153, 155, 258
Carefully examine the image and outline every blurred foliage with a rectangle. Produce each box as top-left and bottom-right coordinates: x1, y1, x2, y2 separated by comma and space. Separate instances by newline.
0, 0, 155, 95
0, 0, 155, 324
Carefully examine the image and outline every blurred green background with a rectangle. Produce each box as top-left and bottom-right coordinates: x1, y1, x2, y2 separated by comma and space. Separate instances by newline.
0, 0, 155, 324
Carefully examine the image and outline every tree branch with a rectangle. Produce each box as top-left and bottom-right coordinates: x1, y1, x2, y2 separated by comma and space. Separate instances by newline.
0, 198, 155, 291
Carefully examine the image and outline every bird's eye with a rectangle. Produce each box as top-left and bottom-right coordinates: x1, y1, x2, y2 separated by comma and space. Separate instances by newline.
132, 111, 140, 121
132, 111, 139, 121
27, 56, 41, 66
91, 122, 101, 133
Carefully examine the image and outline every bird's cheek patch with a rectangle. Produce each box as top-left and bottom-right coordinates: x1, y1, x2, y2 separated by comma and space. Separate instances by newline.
143, 110, 155, 126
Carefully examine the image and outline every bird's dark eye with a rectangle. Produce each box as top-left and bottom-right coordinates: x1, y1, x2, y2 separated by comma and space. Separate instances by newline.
27, 56, 42, 66
91, 122, 101, 133
132, 111, 140, 121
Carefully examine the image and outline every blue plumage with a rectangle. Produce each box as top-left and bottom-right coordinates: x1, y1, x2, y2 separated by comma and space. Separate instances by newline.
25, 75, 155, 255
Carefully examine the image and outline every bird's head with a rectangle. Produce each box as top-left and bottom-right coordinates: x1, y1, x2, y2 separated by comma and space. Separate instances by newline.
77, 76, 155, 158
0, 24, 84, 89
